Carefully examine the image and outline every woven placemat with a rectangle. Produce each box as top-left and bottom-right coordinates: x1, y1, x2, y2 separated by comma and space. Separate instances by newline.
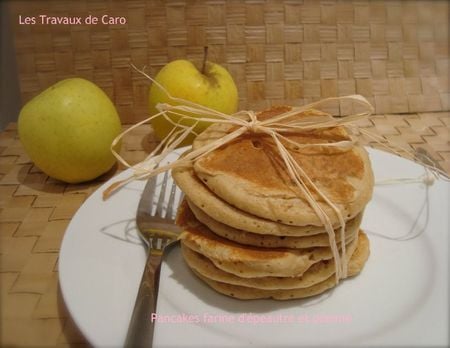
9, 0, 450, 123
0, 112, 449, 346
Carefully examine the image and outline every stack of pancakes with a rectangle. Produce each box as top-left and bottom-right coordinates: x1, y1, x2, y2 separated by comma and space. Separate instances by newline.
173, 107, 374, 300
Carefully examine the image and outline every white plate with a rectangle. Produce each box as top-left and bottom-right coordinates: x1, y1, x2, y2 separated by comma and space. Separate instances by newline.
59, 148, 449, 347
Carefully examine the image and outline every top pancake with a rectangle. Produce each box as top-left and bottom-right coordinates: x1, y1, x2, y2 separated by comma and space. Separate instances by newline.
192, 106, 374, 226
172, 164, 341, 236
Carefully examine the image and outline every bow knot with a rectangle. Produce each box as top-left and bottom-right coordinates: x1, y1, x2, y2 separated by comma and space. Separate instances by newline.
246, 110, 264, 134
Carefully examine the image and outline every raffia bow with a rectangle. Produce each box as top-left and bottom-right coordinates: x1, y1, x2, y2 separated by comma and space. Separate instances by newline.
103, 64, 449, 283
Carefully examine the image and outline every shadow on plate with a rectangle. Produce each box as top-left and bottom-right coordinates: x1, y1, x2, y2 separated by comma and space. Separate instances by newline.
365, 184, 430, 241
99, 218, 142, 245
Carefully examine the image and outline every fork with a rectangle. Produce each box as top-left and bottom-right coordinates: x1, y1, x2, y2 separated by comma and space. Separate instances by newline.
125, 171, 182, 347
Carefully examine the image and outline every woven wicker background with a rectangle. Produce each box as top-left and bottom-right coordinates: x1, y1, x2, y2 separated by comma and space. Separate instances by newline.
9, 0, 450, 123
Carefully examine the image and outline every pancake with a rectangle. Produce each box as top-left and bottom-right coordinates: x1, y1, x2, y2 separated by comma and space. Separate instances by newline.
172, 165, 348, 237
185, 199, 361, 248
192, 106, 374, 226
181, 231, 360, 290
190, 232, 370, 300
179, 222, 358, 278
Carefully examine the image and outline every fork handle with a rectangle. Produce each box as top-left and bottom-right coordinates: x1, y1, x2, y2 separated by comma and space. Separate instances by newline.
125, 252, 162, 348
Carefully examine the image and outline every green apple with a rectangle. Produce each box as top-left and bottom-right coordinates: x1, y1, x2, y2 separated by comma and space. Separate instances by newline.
148, 59, 238, 146
18, 78, 122, 183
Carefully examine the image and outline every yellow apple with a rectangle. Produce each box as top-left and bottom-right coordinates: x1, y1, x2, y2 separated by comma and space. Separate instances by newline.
148, 59, 238, 145
18, 78, 122, 183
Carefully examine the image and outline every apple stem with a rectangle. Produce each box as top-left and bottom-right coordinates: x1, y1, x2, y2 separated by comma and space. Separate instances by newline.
201, 46, 209, 74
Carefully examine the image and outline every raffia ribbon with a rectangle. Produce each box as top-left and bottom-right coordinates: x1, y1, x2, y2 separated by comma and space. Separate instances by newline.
103, 65, 449, 284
